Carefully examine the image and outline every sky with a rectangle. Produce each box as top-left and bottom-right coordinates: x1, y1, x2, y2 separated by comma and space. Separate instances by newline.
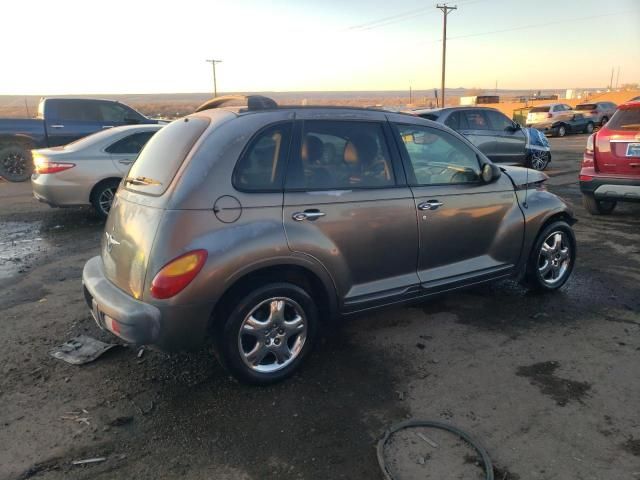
1, 0, 639, 94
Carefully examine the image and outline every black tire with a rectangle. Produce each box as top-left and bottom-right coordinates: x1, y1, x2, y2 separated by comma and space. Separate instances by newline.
215, 282, 318, 385
556, 125, 567, 137
524, 221, 576, 292
601, 116, 608, 127
0, 144, 32, 182
528, 151, 550, 171
90, 179, 120, 219
582, 194, 616, 215
584, 122, 594, 134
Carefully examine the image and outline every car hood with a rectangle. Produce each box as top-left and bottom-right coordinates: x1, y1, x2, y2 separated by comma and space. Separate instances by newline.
500, 165, 548, 188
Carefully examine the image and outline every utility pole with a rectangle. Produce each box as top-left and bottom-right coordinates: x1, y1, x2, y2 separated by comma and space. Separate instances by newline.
615, 66, 620, 89
206, 59, 223, 97
609, 67, 614, 90
437, 4, 457, 108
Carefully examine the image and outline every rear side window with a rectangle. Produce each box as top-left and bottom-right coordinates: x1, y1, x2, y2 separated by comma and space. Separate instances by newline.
286, 121, 395, 190
233, 123, 292, 191
51, 100, 100, 121
419, 113, 439, 121
106, 131, 156, 154
607, 108, 640, 131
530, 106, 550, 113
125, 117, 210, 195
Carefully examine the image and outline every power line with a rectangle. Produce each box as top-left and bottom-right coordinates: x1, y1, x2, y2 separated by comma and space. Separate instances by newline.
348, 6, 431, 31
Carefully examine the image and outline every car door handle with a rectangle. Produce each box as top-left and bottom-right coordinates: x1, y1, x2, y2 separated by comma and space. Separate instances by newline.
50, 124, 64, 128
118, 159, 133, 165
292, 210, 326, 221
102, 125, 114, 129
418, 200, 444, 211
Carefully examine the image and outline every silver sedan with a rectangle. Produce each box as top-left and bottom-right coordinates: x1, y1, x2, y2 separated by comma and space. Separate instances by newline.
31, 124, 162, 218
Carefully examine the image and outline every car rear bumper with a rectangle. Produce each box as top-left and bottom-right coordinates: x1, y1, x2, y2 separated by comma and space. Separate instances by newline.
82, 256, 212, 351
580, 176, 640, 202
31, 174, 91, 207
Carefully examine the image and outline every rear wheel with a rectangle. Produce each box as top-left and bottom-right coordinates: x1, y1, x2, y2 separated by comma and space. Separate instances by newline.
582, 194, 616, 215
584, 122, 594, 134
600, 116, 609, 127
556, 125, 567, 137
90, 179, 120, 219
525, 221, 575, 291
215, 282, 318, 385
0, 144, 32, 182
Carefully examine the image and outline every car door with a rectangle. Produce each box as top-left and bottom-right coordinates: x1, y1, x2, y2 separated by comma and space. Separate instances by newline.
45, 100, 104, 146
459, 110, 497, 160
282, 116, 420, 312
391, 122, 523, 288
484, 110, 527, 164
106, 130, 157, 174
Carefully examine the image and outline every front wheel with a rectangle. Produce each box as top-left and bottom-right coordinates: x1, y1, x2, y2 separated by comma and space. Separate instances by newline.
584, 122, 594, 134
582, 194, 616, 215
556, 125, 567, 137
528, 150, 550, 171
0, 144, 32, 182
215, 283, 318, 385
524, 221, 576, 291
601, 116, 609, 127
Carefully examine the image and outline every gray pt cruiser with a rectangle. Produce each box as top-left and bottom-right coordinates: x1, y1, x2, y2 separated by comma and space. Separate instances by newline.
83, 96, 576, 384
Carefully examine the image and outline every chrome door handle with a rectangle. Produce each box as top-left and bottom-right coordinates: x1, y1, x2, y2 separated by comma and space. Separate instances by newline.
50, 124, 64, 128
418, 200, 444, 211
102, 125, 114, 129
118, 159, 133, 165
292, 211, 326, 221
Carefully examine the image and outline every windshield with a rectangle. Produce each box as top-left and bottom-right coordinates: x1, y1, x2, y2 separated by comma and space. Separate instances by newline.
530, 106, 550, 113
575, 104, 596, 111
606, 108, 640, 131
125, 117, 210, 195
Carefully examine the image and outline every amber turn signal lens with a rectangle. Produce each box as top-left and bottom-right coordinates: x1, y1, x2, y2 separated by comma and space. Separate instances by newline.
150, 250, 208, 299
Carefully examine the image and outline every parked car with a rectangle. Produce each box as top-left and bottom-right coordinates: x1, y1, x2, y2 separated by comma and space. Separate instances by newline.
82, 96, 576, 385
629, 96, 640, 102
409, 106, 552, 170
526, 103, 573, 126
0, 98, 162, 182
31, 124, 162, 218
579, 101, 640, 214
531, 112, 595, 137
574, 101, 617, 126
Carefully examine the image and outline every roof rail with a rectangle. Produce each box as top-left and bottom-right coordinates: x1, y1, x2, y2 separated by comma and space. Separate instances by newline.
195, 95, 278, 113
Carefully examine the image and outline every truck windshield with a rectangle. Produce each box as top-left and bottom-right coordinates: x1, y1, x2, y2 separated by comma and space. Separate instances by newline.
125, 117, 210, 195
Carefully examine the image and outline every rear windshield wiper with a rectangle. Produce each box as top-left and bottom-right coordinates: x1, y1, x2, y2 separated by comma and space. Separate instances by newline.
124, 176, 162, 186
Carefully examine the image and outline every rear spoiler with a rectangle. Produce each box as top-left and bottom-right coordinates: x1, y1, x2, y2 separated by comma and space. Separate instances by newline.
195, 95, 277, 113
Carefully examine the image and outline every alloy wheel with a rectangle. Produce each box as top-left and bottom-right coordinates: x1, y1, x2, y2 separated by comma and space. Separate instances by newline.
98, 188, 116, 214
537, 231, 571, 287
3, 152, 27, 176
529, 151, 548, 171
238, 297, 307, 373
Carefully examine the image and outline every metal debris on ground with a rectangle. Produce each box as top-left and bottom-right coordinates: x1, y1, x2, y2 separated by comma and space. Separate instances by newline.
71, 457, 106, 465
137, 347, 145, 358
49, 335, 119, 365
416, 432, 439, 448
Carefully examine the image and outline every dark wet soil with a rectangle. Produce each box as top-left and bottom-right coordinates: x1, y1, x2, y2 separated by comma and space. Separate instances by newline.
516, 361, 591, 406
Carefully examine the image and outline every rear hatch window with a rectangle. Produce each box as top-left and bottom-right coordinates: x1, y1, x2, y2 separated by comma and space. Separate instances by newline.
575, 104, 596, 111
125, 117, 210, 195
607, 108, 640, 131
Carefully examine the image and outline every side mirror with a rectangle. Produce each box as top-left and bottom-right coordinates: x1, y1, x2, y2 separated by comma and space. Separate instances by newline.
481, 163, 502, 183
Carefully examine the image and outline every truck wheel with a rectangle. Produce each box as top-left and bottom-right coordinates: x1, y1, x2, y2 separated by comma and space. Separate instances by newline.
585, 122, 594, 134
528, 150, 550, 171
90, 179, 120, 219
0, 145, 32, 182
524, 221, 576, 292
582, 194, 616, 215
215, 282, 318, 385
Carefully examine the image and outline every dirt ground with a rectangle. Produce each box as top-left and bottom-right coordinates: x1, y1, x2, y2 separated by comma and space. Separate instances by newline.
1, 134, 639, 480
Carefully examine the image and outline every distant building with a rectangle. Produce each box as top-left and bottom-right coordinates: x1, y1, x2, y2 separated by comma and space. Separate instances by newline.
459, 95, 500, 105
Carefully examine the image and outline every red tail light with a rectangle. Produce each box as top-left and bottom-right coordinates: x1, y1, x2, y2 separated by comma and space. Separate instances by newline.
590, 110, 598, 114
150, 250, 208, 299
547, 113, 552, 118
33, 155, 75, 174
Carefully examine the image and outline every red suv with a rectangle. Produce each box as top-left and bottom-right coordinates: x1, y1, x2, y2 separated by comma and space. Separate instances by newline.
580, 101, 640, 214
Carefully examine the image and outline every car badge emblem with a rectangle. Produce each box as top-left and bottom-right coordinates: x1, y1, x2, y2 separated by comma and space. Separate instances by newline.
105, 230, 121, 253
